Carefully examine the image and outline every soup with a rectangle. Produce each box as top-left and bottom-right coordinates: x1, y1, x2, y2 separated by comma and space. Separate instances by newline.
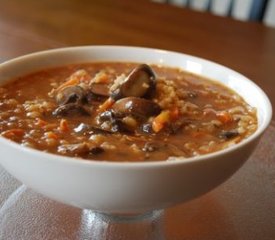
0, 62, 257, 162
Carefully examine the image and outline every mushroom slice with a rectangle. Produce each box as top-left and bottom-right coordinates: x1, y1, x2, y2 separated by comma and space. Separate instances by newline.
110, 64, 156, 100
219, 130, 239, 139
89, 146, 104, 155
74, 123, 92, 133
141, 123, 153, 134
90, 83, 109, 97
111, 97, 161, 119
58, 143, 104, 156
58, 143, 90, 155
52, 103, 90, 116
98, 109, 118, 122
89, 126, 114, 134
97, 110, 132, 133
55, 86, 86, 105
74, 123, 115, 135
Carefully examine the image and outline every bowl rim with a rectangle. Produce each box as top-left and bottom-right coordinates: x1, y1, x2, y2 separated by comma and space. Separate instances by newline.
0, 45, 272, 168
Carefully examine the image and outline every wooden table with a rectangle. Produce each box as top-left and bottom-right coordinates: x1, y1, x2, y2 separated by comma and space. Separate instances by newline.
0, 0, 274, 239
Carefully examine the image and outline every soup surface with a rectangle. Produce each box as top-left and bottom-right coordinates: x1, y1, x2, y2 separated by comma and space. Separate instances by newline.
0, 62, 257, 162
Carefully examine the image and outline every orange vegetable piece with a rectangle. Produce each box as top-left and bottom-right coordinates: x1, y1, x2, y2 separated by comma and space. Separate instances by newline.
152, 110, 170, 133
36, 118, 48, 127
56, 77, 80, 92
170, 107, 180, 120
59, 119, 70, 132
56, 70, 90, 92
1, 129, 25, 139
45, 131, 59, 140
97, 97, 115, 112
216, 111, 233, 124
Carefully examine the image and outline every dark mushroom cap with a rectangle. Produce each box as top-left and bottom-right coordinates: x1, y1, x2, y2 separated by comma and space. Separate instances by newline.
52, 103, 91, 116
219, 130, 239, 139
111, 97, 161, 119
110, 64, 156, 100
55, 86, 86, 105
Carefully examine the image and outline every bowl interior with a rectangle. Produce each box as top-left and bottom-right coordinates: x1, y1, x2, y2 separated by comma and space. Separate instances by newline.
0, 46, 272, 136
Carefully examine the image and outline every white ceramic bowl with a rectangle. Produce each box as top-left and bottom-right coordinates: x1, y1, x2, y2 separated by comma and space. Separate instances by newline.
0, 46, 272, 214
